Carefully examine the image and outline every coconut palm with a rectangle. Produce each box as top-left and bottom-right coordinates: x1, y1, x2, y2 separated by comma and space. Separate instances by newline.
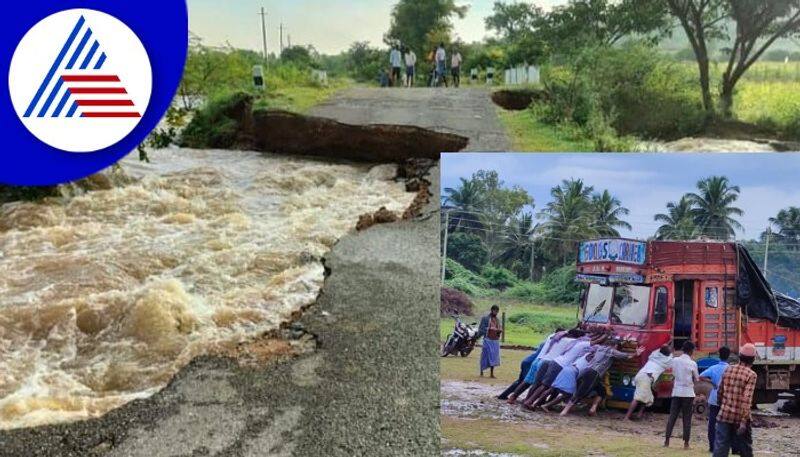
654, 196, 697, 240
686, 176, 744, 241
495, 212, 537, 279
442, 177, 485, 232
769, 207, 800, 249
591, 190, 632, 237
538, 179, 595, 264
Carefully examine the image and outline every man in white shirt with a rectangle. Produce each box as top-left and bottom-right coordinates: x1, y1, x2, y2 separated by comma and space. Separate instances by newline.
625, 344, 674, 420
435, 43, 447, 87
665, 341, 700, 450
389, 46, 402, 87
450, 49, 463, 87
403, 47, 417, 87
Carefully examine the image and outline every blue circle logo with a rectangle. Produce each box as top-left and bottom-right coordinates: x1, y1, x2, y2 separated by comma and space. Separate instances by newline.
3, 1, 187, 185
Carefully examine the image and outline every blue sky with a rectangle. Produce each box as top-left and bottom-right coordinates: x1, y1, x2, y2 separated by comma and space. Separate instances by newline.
441, 153, 800, 240
187, 0, 567, 54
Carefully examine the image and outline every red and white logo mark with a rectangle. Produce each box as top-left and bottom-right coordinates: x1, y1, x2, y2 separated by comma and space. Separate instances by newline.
9, 9, 152, 153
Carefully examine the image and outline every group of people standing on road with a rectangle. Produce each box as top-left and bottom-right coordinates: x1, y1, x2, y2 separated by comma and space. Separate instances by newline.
477, 305, 760, 457
384, 43, 462, 88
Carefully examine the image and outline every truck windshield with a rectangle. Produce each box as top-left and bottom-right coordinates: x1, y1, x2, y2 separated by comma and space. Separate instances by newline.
584, 284, 613, 323
611, 285, 651, 326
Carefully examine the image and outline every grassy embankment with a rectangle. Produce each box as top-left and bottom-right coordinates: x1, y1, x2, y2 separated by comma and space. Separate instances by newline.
254, 78, 351, 114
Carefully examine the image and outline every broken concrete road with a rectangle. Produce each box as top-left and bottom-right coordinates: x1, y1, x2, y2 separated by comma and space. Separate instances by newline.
311, 87, 511, 152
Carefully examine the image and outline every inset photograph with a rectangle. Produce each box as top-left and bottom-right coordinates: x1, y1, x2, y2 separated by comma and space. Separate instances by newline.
441, 153, 800, 456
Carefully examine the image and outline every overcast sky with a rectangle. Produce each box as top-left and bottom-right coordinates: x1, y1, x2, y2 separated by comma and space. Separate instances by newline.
187, 0, 568, 54
441, 153, 800, 241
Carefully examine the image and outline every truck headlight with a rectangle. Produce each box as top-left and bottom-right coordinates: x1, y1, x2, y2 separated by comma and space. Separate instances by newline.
622, 375, 631, 386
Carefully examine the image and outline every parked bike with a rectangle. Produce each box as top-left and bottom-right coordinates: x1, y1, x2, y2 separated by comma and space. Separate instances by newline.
441, 318, 478, 357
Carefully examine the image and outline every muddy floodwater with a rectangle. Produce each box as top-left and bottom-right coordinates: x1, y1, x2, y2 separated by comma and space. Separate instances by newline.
0, 148, 414, 430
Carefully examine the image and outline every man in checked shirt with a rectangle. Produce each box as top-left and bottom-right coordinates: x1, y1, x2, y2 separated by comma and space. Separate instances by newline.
713, 343, 758, 457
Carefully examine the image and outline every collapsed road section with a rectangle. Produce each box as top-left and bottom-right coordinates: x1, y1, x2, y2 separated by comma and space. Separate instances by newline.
0, 104, 454, 455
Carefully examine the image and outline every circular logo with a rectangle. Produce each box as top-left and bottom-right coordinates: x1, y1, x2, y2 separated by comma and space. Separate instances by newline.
8, 9, 152, 153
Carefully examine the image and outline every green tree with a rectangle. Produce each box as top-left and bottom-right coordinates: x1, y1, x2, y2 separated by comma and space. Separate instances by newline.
591, 190, 632, 237
654, 196, 698, 240
280, 45, 315, 68
345, 41, 385, 82
666, 0, 800, 118
687, 176, 744, 240
769, 206, 800, 248
495, 213, 537, 280
538, 179, 595, 265
448, 232, 488, 272
384, 0, 469, 57
443, 177, 485, 232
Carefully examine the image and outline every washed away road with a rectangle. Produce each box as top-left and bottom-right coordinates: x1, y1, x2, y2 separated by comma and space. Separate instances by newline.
311, 87, 511, 152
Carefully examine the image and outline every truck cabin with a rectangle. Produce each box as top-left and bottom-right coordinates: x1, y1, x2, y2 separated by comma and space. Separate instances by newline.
575, 239, 742, 404
576, 239, 739, 351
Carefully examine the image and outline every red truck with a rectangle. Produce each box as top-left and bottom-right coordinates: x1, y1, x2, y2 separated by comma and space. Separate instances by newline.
574, 238, 800, 408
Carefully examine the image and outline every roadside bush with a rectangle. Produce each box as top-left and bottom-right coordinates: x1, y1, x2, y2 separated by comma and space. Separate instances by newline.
444, 259, 493, 297
480, 265, 519, 290
539, 42, 705, 142
502, 264, 580, 305
441, 287, 475, 317
180, 91, 252, 149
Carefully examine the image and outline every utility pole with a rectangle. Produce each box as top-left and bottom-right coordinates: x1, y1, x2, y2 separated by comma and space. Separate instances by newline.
441, 211, 450, 285
280, 23, 285, 53
259, 7, 269, 68
764, 226, 771, 279
287, 34, 292, 48
529, 235, 536, 281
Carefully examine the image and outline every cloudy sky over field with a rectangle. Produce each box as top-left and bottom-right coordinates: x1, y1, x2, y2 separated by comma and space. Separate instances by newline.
187, 0, 567, 54
441, 153, 800, 240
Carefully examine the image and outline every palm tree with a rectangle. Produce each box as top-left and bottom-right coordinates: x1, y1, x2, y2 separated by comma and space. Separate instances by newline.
654, 196, 697, 240
538, 179, 595, 265
495, 212, 537, 279
591, 190, 632, 237
686, 176, 744, 241
769, 207, 800, 249
442, 177, 484, 232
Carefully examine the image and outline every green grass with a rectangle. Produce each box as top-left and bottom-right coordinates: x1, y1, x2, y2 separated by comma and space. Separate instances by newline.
440, 297, 578, 348
497, 108, 596, 152
442, 416, 709, 457
440, 347, 527, 384
735, 80, 800, 136
254, 79, 352, 114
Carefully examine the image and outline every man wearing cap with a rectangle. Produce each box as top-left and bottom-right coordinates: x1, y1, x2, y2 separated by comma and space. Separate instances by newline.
713, 343, 758, 457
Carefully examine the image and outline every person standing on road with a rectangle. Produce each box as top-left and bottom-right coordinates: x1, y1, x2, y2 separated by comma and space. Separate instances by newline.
389, 45, 403, 87
625, 344, 674, 421
664, 341, 700, 450
435, 42, 448, 87
404, 47, 417, 87
450, 48, 462, 88
478, 305, 502, 378
699, 346, 732, 453
713, 344, 758, 457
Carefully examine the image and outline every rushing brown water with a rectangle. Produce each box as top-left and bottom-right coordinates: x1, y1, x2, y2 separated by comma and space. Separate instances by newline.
0, 148, 414, 429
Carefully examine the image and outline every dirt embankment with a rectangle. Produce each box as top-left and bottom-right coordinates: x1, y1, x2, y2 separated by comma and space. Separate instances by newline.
490, 89, 547, 111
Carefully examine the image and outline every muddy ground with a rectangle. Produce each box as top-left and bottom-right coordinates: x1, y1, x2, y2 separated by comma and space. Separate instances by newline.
441, 351, 800, 457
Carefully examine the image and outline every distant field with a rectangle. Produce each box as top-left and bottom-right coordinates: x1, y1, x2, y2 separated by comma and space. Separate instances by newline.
440, 297, 579, 348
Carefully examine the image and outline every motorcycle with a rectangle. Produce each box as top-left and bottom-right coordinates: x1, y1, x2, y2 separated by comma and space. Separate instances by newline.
441, 318, 478, 357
